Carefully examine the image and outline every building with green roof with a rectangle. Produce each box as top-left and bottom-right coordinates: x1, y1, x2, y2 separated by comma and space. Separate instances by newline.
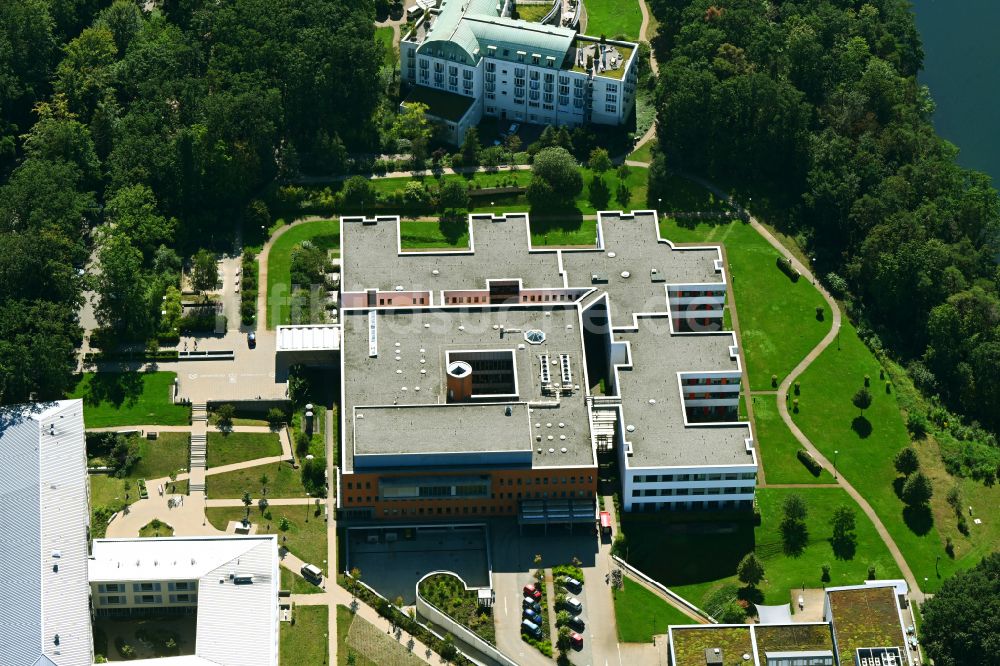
400, 0, 638, 143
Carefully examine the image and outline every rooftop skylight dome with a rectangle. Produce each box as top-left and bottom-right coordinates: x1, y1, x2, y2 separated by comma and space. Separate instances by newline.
524, 329, 546, 344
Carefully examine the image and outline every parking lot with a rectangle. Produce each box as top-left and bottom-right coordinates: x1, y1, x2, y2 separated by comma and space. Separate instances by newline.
345, 524, 490, 604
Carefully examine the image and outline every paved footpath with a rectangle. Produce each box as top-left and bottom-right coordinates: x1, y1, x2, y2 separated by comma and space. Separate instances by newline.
680, 173, 925, 603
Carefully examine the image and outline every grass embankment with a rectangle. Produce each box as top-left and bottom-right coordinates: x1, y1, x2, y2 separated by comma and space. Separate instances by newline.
337, 605, 425, 666
206, 432, 282, 468
265, 219, 340, 328
791, 318, 968, 592
69, 372, 190, 427
614, 576, 698, 643
206, 505, 327, 571
206, 461, 307, 499
281, 605, 328, 666
583, 0, 643, 40
752, 395, 835, 485
621, 487, 901, 613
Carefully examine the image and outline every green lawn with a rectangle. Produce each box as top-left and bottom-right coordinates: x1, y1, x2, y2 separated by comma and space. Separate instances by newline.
614, 577, 698, 643
399, 220, 470, 249
206, 432, 282, 468
281, 567, 324, 594
516, 4, 551, 22
139, 519, 174, 538
375, 26, 395, 66
207, 505, 328, 572
206, 461, 308, 499
69, 372, 190, 427
131, 432, 190, 480
584, 0, 643, 40
281, 605, 328, 666
752, 395, 836, 484
266, 220, 340, 328
791, 318, 953, 591
621, 487, 902, 614
658, 218, 831, 390
629, 140, 654, 165
655, 173, 731, 213
338, 605, 426, 666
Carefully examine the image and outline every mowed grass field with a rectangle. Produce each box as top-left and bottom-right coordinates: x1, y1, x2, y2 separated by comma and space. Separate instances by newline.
584, 0, 643, 40
206, 505, 327, 572
621, 487, 901, 612
69, 372, 190, 427
614, 576, 699, 643
265, 219, 339, 327
206, 431, 282, 468
752, 395, 836, 485
281, 605, 328, 666
657, 218, 831, 391
792, 318, 954, 591
375, 26, 395, 66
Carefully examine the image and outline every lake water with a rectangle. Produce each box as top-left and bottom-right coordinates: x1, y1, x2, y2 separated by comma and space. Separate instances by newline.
912, 0, 1000, 184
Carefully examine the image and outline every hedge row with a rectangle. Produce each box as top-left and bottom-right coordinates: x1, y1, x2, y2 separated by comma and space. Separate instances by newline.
797, 449, 823, 476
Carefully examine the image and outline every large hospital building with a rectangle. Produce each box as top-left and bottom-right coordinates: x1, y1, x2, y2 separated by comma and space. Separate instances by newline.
336, 211, 757, 526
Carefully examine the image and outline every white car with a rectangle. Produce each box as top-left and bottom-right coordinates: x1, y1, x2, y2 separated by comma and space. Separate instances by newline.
508, 122, 520, 134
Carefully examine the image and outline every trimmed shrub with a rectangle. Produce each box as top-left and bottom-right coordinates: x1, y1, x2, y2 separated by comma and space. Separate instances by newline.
797, 449, 822, 476
776, 256, 800, 281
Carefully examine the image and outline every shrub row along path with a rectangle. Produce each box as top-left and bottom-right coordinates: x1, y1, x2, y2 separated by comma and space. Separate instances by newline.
673, 172, 925, 603
629, 0, 660, 155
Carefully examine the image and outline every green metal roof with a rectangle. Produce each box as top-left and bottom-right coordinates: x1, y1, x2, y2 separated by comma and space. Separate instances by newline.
418, 0, 575, 66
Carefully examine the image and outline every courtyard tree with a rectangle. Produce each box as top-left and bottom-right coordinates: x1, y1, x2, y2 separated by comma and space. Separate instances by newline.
588, 147, 612, 174
215, 403, 235, 432
902, 471, 933, 507
438, 179, 470, 212
893, 447, 920, 476
259, 473, 270, 496
258, 497, 269, 514
341, 176, 376, 210
190, 249, 218, 294
780, 493, 808, 554
830, 504, 857, 556
921, 552, 1000, 666
95, 230, 150, 338
241, 490, 252, 520
528, 146, 582, 210
460, 126, 481, 168
394, 101, 431, 165
736, 552, 765, 588
852, 387, 872, 416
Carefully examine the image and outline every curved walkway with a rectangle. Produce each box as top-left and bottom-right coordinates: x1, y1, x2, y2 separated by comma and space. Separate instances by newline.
680, 172, 924, 602
629, 0, 659, 154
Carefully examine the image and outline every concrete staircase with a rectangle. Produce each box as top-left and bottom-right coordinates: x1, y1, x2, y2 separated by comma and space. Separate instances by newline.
189, 403, 208, 494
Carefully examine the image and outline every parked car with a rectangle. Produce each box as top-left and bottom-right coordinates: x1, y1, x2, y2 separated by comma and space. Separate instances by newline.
570, 631, 584, 649
568, 615, 585, 631
508, 122, 520, 135
523, 608, 541, 624
523, 596, 541, 612
564, 596, 583, 613
521, 619, 542, 639
247, 331, 256, 348
523, 583, 542, 600
300, 563, 323, 582
561, 576, 582, 592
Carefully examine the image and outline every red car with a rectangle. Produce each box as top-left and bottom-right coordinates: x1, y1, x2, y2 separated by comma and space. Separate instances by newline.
522, 583, 542, 600
571, 632, 584, 649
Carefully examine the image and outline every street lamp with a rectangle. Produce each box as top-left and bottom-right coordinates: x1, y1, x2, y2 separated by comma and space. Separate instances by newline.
658, 197, 662, 213
834, 450, 839, 479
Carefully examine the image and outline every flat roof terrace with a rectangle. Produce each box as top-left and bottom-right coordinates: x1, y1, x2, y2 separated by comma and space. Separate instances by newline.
560, 212, 724, 327
341, 214, 564, 295
827, 586, 908, 666
341, 305, 594, 472
614, 325, 753, 468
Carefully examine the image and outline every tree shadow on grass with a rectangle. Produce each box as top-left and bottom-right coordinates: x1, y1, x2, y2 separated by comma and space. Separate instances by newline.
528, 209, 585, 234
903, 504, 934, 536
84, 372, 145, 408
892, 476, 906, 499
780, 519, 809, 557
851, 416, 873, 438
439, 213, 469, 245
737, 585, 764, 612
829, 534, 857, 561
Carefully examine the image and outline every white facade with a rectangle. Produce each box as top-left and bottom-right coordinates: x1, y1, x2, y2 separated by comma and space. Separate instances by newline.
400, 13, 639, 144
0, 400, 93, 666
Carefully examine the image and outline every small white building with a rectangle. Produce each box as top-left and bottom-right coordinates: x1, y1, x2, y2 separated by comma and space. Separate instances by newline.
400, 0, 639, 144
89, 535, 281, 666
0, 400, 93, 666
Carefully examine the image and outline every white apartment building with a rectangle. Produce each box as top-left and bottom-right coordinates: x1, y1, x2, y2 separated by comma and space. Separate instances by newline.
400, 0, 639, 144
0, 400, 93, 666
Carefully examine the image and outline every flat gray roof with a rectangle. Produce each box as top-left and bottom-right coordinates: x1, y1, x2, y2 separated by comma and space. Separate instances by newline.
353, 403, 532, 455
342, 306, 594, 471
341, 215, 564, 294
560, 212, 723, 327
615, 326, 753, 468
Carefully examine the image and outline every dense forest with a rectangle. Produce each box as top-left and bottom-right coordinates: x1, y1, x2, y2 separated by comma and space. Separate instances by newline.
0, 0, 384, 403
647, 0, 1000, 474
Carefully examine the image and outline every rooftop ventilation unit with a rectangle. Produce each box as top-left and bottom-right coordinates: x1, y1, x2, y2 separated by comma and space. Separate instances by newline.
539, 354, 551, 385
559, 354, 572, 387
